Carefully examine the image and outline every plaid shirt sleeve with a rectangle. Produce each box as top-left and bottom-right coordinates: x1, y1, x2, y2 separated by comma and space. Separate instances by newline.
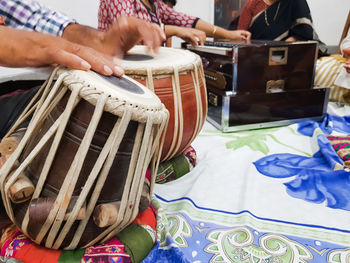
0, 0, 76, 36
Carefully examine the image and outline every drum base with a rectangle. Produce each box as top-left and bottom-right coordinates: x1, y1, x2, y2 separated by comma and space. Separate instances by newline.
207, 86, 330, 132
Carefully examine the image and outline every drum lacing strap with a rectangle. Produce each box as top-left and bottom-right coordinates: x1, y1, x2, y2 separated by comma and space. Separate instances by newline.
100, 111, 158, 244
163, 66, 183, 160
146, 68, 155, 92
3, 86, 69, 222
198, 62, 207, 128
2, 67, 60, 139
149, 110, 169, 196
64, 108, 139, 250
186, 62, 203, 150
46, 92, 108, 248
68, 107, 133, 249
0, 71, 70, 223
20, 84, 83, 244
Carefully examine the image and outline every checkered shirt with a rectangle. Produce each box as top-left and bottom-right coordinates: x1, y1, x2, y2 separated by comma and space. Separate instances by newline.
0, 0, 76, 36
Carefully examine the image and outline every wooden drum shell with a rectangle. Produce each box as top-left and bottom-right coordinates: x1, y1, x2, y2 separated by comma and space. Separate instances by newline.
0, 69, 168, 250
131, 72, 207, 160
122, 46, 208, 161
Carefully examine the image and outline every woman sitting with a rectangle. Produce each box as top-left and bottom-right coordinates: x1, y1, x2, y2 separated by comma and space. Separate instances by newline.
238, 0, 321, 43
98, 0, 251, 47
342, 34, 350, 74
315, 33, 350, 103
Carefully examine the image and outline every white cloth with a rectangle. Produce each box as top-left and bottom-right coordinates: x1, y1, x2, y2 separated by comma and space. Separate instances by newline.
334, 66, 350, 89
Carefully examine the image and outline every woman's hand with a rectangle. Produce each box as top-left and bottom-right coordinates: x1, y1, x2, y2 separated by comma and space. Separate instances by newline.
0, 27, 123, 76
285, 36, 297, 42
343, 48, 350, 73
225, 30, 251, 41
176, 27, 206, 46
165, 25, 206, 46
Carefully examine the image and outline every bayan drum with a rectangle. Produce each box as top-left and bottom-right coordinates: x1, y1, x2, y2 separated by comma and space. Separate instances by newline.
0, 68, 168, 249
121, 46, 207, 161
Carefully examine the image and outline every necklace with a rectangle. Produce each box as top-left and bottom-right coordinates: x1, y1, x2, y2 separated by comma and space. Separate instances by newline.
264, 1, 280, 26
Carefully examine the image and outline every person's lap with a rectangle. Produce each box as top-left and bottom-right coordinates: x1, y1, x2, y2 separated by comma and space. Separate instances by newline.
0, 87, 39, 139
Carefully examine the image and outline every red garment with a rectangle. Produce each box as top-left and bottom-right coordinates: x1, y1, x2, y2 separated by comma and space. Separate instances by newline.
0, 16, 5, 25
238, 0, 269, 30
98, 0, 198, 31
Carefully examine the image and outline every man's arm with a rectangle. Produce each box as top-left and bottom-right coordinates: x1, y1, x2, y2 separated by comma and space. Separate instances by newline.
0, 26, 123, 76
0, 0, 74, 36
1, 0, 165, 58
62, 16, 165, 58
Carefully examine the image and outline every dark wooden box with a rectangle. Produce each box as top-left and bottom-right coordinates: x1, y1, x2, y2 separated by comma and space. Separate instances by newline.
182, 40, 329, 132
206, 86, 329, 132
183, 40, 318, 95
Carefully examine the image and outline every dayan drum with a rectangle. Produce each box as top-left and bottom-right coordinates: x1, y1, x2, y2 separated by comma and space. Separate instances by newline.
121, 46, 207, 161
0, 68, 168, 249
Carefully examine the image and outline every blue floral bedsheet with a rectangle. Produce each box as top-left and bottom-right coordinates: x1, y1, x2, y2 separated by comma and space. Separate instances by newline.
145, 103, 350, 263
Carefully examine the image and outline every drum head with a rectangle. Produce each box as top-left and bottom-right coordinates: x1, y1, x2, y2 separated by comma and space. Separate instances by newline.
60, 69, 163, 112
121, 46, 200, 75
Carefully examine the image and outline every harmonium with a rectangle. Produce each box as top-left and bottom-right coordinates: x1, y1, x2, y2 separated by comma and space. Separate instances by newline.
182, 40, 329, 132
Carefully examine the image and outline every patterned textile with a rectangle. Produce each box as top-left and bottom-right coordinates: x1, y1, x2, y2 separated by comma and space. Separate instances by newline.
98, 0, 199, 31
315, 54, 349, 103
327, 135, 350, 167
156, 146, 197, 184
0, 0, 75, 36
182, 145, 197, 167
0, 206, 157, 263
143, 102, 350, 262
238, 0, 268, 30
238, 0, 318, 43
0, 257, 22, 263
81, 238, 131, 263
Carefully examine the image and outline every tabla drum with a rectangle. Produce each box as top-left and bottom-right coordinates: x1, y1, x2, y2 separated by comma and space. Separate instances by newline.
121, 46, 207, 161
0, 67, 168, 249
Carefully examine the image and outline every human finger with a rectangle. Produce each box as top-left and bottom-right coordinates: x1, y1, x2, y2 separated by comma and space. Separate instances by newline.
141, 22, 164, 52
196, 30, 206, 45
343, 48, 350, 59
240, 31, 250, 40
48, 48, 91, 71
244, 31, 251, 41
186, 33, 199, 47
345, 63, 350, 74
65, 42, 124, 77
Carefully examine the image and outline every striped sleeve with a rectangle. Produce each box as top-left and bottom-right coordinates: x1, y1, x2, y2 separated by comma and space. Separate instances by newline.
0, 0, 76, 36
315, 55, 348, 103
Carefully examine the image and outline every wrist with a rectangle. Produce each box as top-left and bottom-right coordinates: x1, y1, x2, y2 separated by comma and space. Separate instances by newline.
63, 23, 105, 52
212, 26, 217, 37
164, 25, 178, 37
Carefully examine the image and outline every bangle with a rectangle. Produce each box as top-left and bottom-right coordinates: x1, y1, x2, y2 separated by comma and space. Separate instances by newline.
212, 26, 217, 37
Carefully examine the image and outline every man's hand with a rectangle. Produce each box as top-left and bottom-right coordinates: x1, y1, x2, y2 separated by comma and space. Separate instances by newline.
103, 16, 166, 56
63, 16, 165, 58
165, 25, 206, 46
0, 27, 123, 76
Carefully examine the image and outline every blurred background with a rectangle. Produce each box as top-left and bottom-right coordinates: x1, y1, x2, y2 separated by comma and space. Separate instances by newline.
37, 0, 349, 51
